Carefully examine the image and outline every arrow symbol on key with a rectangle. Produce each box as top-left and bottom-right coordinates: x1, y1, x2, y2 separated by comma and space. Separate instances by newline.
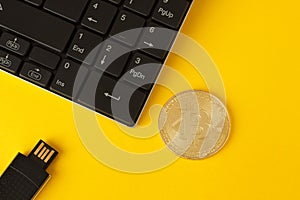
0, 3, 3, 11
104, 93, 121, 101
88, 17, 98, 23
143, 41, 154, 47
100, 55, 107, 65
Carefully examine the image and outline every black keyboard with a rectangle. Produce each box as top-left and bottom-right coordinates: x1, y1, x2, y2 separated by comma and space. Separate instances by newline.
0, 0, 193, 126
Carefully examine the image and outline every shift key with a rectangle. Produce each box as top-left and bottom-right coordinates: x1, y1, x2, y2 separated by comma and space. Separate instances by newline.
0, 0, 74, 52
20, 63, 52, 87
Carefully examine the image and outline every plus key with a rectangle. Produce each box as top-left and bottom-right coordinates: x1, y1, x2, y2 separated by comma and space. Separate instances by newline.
82, 0, 118, 35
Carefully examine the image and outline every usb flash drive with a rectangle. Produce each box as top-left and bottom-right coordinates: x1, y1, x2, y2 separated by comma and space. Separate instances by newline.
0, 140, 58, 200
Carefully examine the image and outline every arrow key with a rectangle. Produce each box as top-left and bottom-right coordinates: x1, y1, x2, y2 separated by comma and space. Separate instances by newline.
95, 40, 131, 78
137, 22, 176, 60
82, 0, 118, 35
19, 62, 52, 87
0, 33, 30, 56
0, 49, 22, 74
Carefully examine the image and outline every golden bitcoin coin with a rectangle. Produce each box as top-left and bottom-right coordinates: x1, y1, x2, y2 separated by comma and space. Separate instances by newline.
158, 90, 231, 160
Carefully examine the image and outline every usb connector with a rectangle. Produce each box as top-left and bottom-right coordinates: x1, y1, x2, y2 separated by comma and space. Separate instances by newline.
28, 140, 58, 170
0, 140, 58, 200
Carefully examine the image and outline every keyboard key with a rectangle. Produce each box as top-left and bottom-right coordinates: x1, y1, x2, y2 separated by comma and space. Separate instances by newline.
95, 40, 131, 77
124, 52, 162, 90
50, 59, 88, 98
44, 0, 88, 22
67, 29, 103, 65
0, 33, 30, 56
124, 0, 156, 16
0, 0, 74, 52
152, 0, 190, 29
19, 62, 52, 87
78, 72, 148, 126
137, 22, 176, 60
82, 0, 118, 35
29, 46, 60, 70
24, 0, 44, 6
0, 50, 22, 74
110, 10, 145, 46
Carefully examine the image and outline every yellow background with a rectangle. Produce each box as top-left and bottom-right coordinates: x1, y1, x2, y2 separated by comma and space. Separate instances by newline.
1, 0, 300, 199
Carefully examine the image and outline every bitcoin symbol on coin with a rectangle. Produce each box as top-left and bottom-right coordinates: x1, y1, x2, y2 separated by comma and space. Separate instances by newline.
158, 90, 231, 160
